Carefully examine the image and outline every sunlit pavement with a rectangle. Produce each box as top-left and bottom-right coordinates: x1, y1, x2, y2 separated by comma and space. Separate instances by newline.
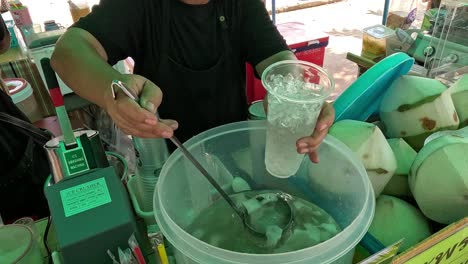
274, 0, 387, 99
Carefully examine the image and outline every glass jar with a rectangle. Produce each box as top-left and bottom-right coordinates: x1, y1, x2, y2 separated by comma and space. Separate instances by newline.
362, 24, 395, 60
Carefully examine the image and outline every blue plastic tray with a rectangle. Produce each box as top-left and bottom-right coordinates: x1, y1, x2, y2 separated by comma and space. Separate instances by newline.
334, 52, 414, 122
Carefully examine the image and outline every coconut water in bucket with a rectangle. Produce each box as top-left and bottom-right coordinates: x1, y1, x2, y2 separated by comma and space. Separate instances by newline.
154, 121, 375, 264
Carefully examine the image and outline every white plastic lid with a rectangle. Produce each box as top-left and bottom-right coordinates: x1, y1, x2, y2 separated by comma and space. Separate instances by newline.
6, 78, 32, 104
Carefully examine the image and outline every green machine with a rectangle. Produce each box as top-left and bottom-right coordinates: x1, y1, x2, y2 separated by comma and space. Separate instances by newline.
41, 58, 140, 264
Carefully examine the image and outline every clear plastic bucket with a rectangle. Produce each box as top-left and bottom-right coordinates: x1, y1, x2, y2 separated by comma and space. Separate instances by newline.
0, 224, 43, 264
154, 121, 375, 264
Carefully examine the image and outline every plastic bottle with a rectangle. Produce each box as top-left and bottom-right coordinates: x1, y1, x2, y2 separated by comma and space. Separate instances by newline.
8, 1, 32, 28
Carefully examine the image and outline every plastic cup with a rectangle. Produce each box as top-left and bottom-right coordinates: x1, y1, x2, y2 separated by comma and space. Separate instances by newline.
135, 164, 161, 211
133, 137, 169, 168
262, 60, 334, 178
135, 176, 155, 211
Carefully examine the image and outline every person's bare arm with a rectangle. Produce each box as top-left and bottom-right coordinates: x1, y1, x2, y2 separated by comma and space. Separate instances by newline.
51, 28, 119, 109
51, 28, 176, 138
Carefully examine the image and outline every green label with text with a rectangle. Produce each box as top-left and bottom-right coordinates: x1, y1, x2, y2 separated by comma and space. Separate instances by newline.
404, 228, 468, 264
60, 178, 112, 217
63, 147, 89, 176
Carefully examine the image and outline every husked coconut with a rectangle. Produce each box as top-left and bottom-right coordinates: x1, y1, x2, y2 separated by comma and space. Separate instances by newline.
368, 195, 432, 252
409, 134, 468, 224
329, 120, 397, 196
380, 75, 459, 150
383, 138, 417, 198
449, 74, 468, 128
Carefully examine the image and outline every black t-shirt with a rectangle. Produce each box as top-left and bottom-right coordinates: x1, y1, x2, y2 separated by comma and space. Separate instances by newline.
170, 0, 221, 70
0, 90, 51, 222
72, 0, 288, 82
0, 14, 26, 172
0, 12, 7, 41
73, 0, 288, 143
0, 90, 29, 172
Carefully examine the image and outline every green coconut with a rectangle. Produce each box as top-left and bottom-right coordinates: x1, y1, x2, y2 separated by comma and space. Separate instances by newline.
383, 138, 417, 198
409, 134, 468, 224
449, 74, 468, 128
368, 195, 432, 252
329, 120, 397, 197
380, 75, 459, 150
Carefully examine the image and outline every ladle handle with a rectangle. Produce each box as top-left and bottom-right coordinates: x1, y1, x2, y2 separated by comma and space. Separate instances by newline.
111, 80, 244, 220
168, 136, 244, 219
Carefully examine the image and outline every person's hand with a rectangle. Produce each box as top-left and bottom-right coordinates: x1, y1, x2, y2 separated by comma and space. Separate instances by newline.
103, 74, 178, 138
296, 102, 335, 163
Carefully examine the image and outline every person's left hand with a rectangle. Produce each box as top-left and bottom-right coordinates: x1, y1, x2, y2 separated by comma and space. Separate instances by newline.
296, 102, 335, 164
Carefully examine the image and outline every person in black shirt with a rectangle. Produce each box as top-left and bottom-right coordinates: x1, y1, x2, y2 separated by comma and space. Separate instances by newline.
0, 14, 50, 222
51, 0, 335, 163
0, 12, 9, 55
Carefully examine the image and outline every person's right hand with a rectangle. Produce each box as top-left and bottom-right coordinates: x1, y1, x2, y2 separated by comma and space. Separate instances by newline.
103, 74, 178, 138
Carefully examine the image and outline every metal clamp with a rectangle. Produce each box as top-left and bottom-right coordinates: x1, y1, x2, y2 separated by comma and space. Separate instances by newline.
111, 80, 139, 101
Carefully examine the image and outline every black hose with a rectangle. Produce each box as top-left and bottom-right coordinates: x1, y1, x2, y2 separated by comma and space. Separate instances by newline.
44, 216, 53, 264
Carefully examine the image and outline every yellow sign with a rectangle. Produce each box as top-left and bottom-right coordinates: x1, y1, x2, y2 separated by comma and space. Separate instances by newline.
393, 218, 468, 264
359, 240, 403, 264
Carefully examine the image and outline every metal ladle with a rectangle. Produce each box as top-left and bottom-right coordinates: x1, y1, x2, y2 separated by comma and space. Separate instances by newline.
112, 80, 294, 245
